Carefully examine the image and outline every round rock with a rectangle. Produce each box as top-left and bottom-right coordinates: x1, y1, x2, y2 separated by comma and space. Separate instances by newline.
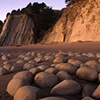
29, 68, 41, 76
13, 71, 33, 83
55, 63, 78, 74
56, 71, 72, 81
50, 80, 81, 95
14, 86, 40, 100
45, 68, 58, 74
34, 72, 59, 88
76, 67, 98, 81
7, 78, 29, 96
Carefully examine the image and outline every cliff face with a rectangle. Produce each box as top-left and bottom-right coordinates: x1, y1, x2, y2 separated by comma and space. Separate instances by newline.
0, 0, 100, 46
0, 14, 34, 46
42, 0, 100, 43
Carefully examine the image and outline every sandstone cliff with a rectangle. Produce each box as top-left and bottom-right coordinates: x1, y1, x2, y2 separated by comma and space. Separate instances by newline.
42, 0, 100, 43
0, 0, 100, 46
0, 14, 34, 46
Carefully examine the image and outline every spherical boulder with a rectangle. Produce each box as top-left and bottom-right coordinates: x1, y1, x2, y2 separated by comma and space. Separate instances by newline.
13, 71, 33, 83
56, 71, 72, 81
14, 86, 40, 100
50, 80, 81, 95
7, 78, 29, 96
76, 67, 98, 81
34, 72, 59, 88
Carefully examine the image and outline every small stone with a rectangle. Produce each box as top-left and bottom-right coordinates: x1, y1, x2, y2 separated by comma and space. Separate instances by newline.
0, 67, 8, 75
34, 57, 44, 63
16, 59, 25, 64
55, 63, 77, 74
96, 53, 100, 58
10, 66, 21, 72
1, 55, 9, 61
24, 55, 33, 61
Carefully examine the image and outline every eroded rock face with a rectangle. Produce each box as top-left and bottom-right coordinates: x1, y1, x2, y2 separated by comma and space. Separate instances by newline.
42, 0, 100, 43
0, 14, 34, 46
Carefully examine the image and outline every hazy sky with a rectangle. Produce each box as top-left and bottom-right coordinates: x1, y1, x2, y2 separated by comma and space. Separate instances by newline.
0, 0, 66, 21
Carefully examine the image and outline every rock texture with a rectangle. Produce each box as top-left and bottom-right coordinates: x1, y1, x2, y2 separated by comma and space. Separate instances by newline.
42, 0, 100, 43
0, 0, 100, 45
0, 14, 34, 46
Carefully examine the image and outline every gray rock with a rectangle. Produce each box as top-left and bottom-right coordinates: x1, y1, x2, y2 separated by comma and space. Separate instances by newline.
23, 63, 35, 70
34, 72, 59, 88
51, 80, 81, 95
3, 64, 12, 71
53, 56, 66, 63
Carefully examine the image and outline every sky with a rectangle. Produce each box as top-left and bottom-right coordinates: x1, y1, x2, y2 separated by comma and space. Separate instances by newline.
0, 0, 66, 22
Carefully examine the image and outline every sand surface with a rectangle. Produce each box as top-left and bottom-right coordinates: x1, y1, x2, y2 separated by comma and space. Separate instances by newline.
0, 42, 100, 100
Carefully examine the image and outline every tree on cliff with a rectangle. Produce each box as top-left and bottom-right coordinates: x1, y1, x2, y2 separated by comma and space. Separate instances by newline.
65, 0, 77, 5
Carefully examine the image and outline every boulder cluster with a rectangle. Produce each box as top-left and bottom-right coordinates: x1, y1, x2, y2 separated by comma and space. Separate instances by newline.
0, 51, 100, 99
